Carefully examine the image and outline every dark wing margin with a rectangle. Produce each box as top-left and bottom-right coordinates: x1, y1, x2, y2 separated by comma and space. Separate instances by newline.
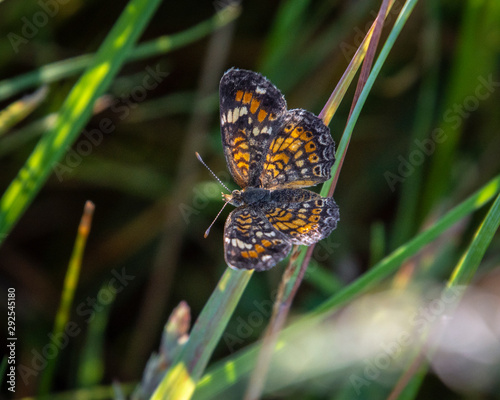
223, 206, 292, 271
259, 109, 335, 189
220, 68, 287, 188
262, 189, 339, 245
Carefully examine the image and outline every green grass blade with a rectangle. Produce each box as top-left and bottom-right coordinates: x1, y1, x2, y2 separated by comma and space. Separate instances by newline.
0, 7, 240, 102
39, 201, 95, 394
450, 194, 500, 285
0, 0, 163, 244
151, 268, 253, 400
193, 173, 500, 398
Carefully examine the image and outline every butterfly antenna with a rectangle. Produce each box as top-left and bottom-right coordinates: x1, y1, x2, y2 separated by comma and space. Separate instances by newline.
196, 152, 234, 238
204, 197, 231, 238
195, 152, 231, 192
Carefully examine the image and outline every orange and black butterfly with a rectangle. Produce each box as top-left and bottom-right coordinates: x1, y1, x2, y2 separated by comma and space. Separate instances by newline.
219, 68, 339, 271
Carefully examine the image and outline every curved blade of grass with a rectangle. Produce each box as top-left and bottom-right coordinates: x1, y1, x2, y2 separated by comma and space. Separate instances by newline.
193, 173, 500, 399
39, 201, 95, 394
449, 194, 500, 285
151, 268, 253, 400
0, 5, 240, 103
0, 0, 162, 244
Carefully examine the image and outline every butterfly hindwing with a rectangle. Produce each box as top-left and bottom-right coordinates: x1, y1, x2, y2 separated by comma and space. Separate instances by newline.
224, 206, 292, 271
262, 189, 339, 245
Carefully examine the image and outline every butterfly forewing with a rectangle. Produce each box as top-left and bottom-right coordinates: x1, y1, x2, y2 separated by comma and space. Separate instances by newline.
219, 68, 287, 188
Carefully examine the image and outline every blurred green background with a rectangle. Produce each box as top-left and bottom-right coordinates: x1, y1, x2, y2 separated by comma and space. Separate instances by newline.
1, 0, 499, 398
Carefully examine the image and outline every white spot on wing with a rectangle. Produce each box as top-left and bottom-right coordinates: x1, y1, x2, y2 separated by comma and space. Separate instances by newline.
256, 87, 266, 94
236, 239, 247, 249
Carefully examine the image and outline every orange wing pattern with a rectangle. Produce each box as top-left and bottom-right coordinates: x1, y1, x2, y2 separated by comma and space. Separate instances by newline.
220, 68, 286, 188
262, 189, 339, 245
224, 206, 292, 271
260, 109, 335, 189
218, 69, 339, 271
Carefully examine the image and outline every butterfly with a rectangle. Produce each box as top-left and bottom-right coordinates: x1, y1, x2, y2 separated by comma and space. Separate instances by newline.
219, 68, 339, 271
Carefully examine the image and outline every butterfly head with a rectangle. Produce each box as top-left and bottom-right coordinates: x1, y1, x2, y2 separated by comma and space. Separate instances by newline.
223, 190, 243, 207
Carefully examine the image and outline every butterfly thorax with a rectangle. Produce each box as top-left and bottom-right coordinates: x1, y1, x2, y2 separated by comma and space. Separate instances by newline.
223, 187, 271, 207
224, 187, 326, 209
